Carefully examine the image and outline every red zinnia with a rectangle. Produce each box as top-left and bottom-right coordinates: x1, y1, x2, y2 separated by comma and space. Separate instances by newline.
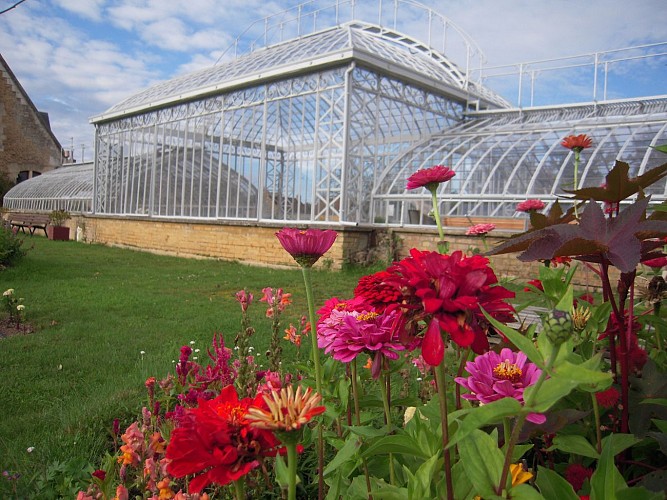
565, 463, 593, 492
466, 223, 495, 236
561, 134, 592, 152
166, 385, 281, 493
516, 199, 546, 213
276, 228, 337, 268
595, 386, 620, 409
406, 165, 455, 191
354, 270, 403, 312
385, 249, 515, 364
642, 256, 667, 268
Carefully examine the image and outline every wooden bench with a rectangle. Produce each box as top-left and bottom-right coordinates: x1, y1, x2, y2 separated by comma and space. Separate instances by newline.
9, 214, 50, 236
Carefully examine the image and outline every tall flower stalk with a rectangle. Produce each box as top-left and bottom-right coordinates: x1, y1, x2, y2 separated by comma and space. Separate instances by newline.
275, 227, 337, 500
561, 134, 592, 217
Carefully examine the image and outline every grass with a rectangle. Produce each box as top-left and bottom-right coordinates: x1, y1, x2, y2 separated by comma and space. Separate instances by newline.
0, 236, 371, 497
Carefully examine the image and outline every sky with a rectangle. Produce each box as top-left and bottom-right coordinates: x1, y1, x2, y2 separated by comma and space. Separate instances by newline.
1, 0, 666, 163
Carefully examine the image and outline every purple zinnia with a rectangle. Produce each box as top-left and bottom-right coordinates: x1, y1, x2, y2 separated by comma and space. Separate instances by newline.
454, 348, 545, 424
276, 227, 337, 268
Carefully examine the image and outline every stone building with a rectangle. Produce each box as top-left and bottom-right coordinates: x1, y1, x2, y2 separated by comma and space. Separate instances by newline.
0, 53, 63, 199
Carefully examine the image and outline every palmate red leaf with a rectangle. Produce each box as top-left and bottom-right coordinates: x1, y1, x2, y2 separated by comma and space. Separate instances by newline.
565, 160, 667, 203
490, 198, 667, 273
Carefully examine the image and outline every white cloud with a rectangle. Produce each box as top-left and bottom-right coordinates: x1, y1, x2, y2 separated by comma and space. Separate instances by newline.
53, 0, 105, 21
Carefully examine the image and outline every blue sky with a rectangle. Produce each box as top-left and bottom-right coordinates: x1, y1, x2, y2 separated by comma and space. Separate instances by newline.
1, 0, 666, 162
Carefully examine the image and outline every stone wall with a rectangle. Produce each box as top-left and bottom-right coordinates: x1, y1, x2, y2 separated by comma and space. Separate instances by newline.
0, 57, 62, 184
65, 215, 602, 290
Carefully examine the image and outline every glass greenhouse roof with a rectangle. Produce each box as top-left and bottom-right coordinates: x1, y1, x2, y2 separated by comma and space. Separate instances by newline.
3, 163, 93, 213
375, 97, 667, 221
92, 21, 508, 122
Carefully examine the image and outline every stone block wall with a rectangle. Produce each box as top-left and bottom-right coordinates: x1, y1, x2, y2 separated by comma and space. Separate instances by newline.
65, 215, 605, 290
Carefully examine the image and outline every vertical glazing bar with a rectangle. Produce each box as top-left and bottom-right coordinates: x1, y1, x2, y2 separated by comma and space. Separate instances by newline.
215, 109, 225, 219
258, 90, 268, 221
593, 52, 599, 101
148, 122, 158, 216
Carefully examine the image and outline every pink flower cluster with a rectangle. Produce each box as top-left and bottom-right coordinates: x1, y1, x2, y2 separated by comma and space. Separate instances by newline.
516, 199, 546, 213
465, 223, 495, 236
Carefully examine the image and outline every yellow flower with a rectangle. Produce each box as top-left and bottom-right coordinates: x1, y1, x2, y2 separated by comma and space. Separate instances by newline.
509, 463, 533, 486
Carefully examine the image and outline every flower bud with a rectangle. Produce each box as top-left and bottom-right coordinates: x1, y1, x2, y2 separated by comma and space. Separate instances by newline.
544, 309, 573, 345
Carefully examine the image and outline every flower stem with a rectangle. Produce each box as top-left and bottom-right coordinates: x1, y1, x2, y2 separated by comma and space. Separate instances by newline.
434, 359, 454, 500
430, 189, 448, 254
591, 392, 602, 454
286, 441, 298, 500
351, 360, 373, 498
300, 265, 325, 499
573, 150, 580, 219
233, 477, 245, 500
496, 344, 560, 495
380, 368, 396, 485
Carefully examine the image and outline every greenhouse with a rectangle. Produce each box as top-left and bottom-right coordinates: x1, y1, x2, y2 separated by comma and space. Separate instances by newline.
3, 0, 667, 266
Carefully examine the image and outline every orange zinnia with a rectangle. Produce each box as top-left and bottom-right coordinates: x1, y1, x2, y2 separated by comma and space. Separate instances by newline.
561, 134, 592, 152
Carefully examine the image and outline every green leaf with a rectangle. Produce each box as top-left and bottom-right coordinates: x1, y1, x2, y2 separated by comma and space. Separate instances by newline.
511, 443, 535, 462
549, 434, 600, 459
409, 454, 440, 499
616, 486, 665, 500
482, 308, 545, 367
447, 398, 523, 449
651, 418, 667, 433
599, 433, 641, 457
535, 467, 578, 500
458, 429, 504, 499
361, 434, 430, 460
640, 398, 667, 406
590, 434, 630, 500
344, 425, 390, 438
555, 285, 574, 312
452, 461, 475, 500
524, 376, 579, 413
553, 359, 612, 390
509, 483, 545, 500
651, 144, 667, 154
324, 435, 363, 477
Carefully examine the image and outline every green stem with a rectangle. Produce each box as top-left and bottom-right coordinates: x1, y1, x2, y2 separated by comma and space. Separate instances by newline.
573, 150, 580, 219
503, 417, 512, 451
352, 360, 373, 498
380, 368, 396, 486
233, 477, 245, 500
301, 266, 323, 394
301, 265, 325, 499
434, 359, 454, 500
430, 189, 448, 254
496, 344, 561, 495
653, 302, 663, 351
286, 441, 298, 500
591, 392, 602, 454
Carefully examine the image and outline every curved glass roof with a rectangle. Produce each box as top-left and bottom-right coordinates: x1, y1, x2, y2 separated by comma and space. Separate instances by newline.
3, 163, 93, 213
375, 98, 667, 220
92, 21, 508, 122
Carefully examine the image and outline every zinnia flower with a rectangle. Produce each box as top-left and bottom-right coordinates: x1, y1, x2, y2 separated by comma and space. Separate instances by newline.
516, 199, 546, 213
561, 134, 593, 152
642, 256, 667, 268
385, 249, 515, 363
354, 270, 403, 312
246, 385, 325, 433
454, 348, 545, 424
466, 223, 495, 236
406, 165, 455, 191
564, 463, 593, 492
275, 227, 337, 267
166, 385, 281, 493
318, 307, 405, 378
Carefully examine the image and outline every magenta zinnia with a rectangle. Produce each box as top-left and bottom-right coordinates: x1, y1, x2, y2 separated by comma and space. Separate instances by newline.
454, 348, 545, 424
406, 165, 455, 191
516, 199, 546, 213
276, 227, 337, 267
318, 306, 405, 378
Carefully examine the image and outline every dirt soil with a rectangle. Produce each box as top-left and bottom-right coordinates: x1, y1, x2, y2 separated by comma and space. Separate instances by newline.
0, 317, 34, 338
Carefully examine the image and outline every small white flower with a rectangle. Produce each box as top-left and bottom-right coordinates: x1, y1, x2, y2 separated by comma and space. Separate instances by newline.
193, 356, 198, 361
194, 348, 200, 353
140, 350, 146, 355
172, 360, 176, 363
416, 377, 422, 382
248, 347, 254, 351
26, 447, 35, 453
190, 340, 195, 345
3, 289, 14, 296
16, 305, 25, 311
58, 364, 62, 370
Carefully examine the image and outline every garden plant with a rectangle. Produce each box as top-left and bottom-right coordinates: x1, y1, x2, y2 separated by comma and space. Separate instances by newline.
4, 137, 667, 499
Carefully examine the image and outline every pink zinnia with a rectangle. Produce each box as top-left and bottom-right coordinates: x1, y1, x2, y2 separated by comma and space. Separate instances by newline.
516, 199, 546, 213
454, 348, 545, 424
276, 228, 337, 267
466, 223, 496, 236
318, 307, 405, 378
406, 165, 455, 191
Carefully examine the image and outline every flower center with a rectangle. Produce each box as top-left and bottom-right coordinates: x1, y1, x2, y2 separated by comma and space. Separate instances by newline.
357, 311, 380, 322
493, 360, 522, 383
215, 403, 247, 424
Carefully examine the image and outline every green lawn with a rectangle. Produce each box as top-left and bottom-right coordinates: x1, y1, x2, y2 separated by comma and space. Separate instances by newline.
0, 236, 370, 497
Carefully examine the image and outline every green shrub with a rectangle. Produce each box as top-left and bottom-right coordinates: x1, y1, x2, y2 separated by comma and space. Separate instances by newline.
0, 220, 27, 269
